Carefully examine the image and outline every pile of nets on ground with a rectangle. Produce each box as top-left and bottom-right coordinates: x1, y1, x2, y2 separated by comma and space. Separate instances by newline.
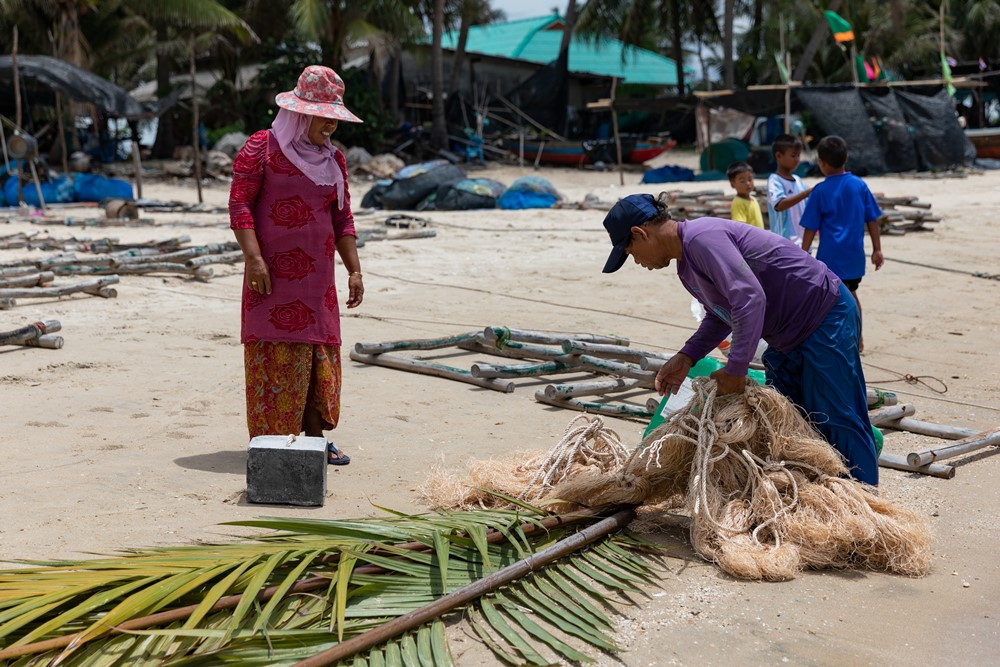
421, 379, 932, 581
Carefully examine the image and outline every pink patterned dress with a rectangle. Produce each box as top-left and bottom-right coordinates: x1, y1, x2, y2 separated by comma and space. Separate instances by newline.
229, 130, 356, 438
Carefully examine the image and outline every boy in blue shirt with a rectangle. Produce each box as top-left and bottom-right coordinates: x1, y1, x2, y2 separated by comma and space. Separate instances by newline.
800, 135, 884, 352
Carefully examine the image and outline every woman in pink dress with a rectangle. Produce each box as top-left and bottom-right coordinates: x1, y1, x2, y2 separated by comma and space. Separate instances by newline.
229, 65, 363, 464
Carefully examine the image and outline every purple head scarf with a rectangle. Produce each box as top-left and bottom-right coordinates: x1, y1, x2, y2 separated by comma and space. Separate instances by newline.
270, 108, 345, 209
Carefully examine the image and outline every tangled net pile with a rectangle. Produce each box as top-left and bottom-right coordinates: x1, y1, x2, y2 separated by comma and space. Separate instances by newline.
422, 379, 932, 581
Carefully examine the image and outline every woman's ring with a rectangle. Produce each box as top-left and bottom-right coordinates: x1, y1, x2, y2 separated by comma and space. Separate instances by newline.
251, 281, 258, 286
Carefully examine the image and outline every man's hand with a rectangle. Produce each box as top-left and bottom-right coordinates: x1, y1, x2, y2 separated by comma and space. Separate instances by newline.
710, 368, 747, 395
872, 249, 884, 270
655, 353, 693, 396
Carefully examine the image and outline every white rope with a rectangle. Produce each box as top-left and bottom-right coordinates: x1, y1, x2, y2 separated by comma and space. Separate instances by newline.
519, 414, 629, 499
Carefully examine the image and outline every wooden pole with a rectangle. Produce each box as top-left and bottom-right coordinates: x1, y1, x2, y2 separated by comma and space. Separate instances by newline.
784, 53, 792, 134
868, 404, 915, 426
544, 377, 640, 399
15, 334, 64, 349
12, 26, 24, 206
610, 77, 624, 186
561, 339, 668, 363
576, 354, 656, 386
0, 320, 61, 346
55, 92, 69, 176
471, 360, 576, 379
880, 417, 975, 440
906, 427, 1000, 467
878, 453, 954, 479
0, 275, 119, 300
534, 390, 652, 419
483, 327, 628, 347
28, 160, 47, 211
354, 332, 479, 355
189, 34, 203, 204
0, 271, 55, 288
349, 350, 515, 393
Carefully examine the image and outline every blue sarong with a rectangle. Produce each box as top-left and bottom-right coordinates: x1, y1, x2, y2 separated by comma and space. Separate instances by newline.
763, 283, 878, 485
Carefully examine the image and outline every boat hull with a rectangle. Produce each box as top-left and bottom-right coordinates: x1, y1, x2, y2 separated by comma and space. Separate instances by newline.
965, 128, 1000, 159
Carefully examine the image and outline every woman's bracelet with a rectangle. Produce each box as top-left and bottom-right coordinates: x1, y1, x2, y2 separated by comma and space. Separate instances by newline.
349, 271, 363, 278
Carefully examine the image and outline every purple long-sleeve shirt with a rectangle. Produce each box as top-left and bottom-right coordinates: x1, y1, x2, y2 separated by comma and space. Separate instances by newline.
676, 218, 842, 376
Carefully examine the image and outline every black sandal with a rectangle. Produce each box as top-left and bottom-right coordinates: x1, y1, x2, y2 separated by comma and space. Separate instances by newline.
327, 442, 351, 466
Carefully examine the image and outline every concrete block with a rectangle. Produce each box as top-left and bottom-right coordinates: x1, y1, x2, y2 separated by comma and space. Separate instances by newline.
246, 435, 327, 506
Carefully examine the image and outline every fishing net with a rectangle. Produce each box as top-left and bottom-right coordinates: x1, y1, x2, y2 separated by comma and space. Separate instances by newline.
421, 379, 932, 581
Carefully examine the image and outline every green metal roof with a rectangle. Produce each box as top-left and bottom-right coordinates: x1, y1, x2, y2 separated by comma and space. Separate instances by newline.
441, 13, 691, 86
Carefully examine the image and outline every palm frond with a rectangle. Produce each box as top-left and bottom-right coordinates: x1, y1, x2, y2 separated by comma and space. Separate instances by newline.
0, 505, 666, 666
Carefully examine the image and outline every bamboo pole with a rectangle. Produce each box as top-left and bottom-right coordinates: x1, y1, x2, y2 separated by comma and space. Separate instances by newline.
349, 351, 515, 393
881, 417, 976, 440
293, 507, 636, 667
0, 509, 610, 662
868, 404, 916, 426
544, 377, 641, 399
55, 91, 69, 176
906, 427, 1000, 467
0, 319, 61, 346
355, 332, 480, 355
867, 388, 898, 408
0, 276, 119, 300
483, 327, 628, 347
878, 453, 955, 479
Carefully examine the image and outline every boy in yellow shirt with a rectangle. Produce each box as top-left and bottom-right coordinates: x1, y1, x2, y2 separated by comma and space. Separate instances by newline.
727, 161, 764, 228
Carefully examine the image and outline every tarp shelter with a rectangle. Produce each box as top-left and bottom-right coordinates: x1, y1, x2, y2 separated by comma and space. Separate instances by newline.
0, 55, 148, 119
613, 84, 977, 174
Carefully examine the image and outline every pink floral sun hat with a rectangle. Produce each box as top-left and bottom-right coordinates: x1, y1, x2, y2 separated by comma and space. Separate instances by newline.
274, 65, 363, 123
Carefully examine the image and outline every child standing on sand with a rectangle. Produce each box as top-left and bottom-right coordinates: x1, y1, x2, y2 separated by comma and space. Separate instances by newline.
767, 133, 812, 246
727, 161, 764, 229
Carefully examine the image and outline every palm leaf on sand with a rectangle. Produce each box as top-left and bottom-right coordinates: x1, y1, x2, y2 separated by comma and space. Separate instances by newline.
0, 504, 663, 666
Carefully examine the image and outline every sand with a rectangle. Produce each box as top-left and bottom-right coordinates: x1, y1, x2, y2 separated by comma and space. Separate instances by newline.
1, 151, 998, 664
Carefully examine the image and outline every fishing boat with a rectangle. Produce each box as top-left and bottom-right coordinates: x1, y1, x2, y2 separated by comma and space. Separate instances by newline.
965, 127, 1000, 159
502, 134, 676, 166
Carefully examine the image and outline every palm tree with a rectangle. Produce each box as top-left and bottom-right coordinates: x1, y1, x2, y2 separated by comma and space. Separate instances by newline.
122, 0, 254, 158
430, 0, 447, 149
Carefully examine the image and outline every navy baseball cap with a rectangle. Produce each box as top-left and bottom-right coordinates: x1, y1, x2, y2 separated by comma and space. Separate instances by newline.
602, 193, 658, 273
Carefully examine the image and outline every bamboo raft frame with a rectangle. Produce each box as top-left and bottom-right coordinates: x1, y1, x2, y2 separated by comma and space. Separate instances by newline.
0, 319, 62, 349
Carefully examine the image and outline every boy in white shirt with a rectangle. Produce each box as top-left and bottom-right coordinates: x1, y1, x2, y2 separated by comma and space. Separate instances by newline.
767, 134, 812, 246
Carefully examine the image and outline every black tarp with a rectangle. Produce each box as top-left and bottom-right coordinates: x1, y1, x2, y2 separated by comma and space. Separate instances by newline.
0, 55, 147, 118
859, 88, 919, 172
894, 89, 976, 170
795, 88, 887, 175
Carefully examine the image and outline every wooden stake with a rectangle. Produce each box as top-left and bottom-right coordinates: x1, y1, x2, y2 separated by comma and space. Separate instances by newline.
349, 350, 514, 393
907, 427, 1000, 467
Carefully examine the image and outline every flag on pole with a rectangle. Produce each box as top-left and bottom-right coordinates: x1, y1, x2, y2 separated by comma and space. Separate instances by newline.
775, 53, 790, 84
856, 55, 871, 82
824, 10, 855, 43
941, 53, 956, 96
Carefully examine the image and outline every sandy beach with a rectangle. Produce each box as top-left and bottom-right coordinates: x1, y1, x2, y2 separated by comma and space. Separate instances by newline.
1, 151, 998, 665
